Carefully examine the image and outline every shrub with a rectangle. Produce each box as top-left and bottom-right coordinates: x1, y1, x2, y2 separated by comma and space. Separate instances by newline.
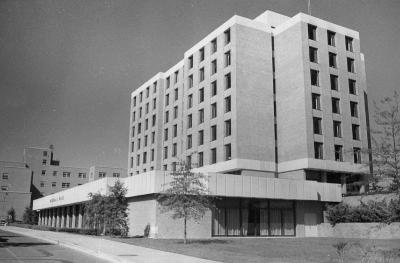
326, 198, 400, 225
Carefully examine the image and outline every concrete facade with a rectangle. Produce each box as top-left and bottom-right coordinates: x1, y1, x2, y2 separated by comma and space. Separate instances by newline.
0, 161, 32, 221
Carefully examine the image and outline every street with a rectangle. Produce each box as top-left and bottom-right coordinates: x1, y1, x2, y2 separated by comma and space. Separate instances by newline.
0, 229, 109, 263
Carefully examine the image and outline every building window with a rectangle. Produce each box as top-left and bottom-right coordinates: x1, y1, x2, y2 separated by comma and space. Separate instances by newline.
130, 157, 134, 168
199, 47, 205, 62
225, 73, 231, 89
174, 106, 178, 119
42, 159, 47, 165
330, 74, 338, 91
152, 131, 155, 143
146, 87, 149, 98
199, 67, 205, 82
188, 55, 193, 69
132, 112, 136, 122
40, 182, 45, 187
43, 151, 48, 157
144, 135, 148, 147
308, 24, 317, 40
309, 47, 318, 63
211, 81, 217, 96
52, 182, 56, 187
153, 98, 157, 109
224, 51, 231, 67
211, 59, 217, 75
349, 79, 357, 95
187, 114, 193, 128
62, 182, 70, 188
224, 144, 231, 162
145, 119, 149, 130
173, 124, 178, 137
347, 58, 355, 73
333, 121, 342, 138
1, 186, 8, 191
173, 143, 177, 157
188, 74, 193, 88
327, 30, 336, 46
174, 88, 178, 101
151, 149, 155, 161
53, 171, 57, 176
186, 155, 192, 168
140, 92, 143, 102
210, 148, 217, 164
153, 81, 157, 93
188, 94, 193, 108
174, 70, 179, 84
171, 162, 176, 172
78, 172, 86, 178
211, 125, 217, 141
143, 152, 147, 164
187, 135, 192, 149
99, 172, 106, 178
198, 152, 204, 167
211, 103, 217, 118
113, 173, 120, 178
198, 130, 204, 145
2, 173, 8, 180
164, 128, 168, 141
199, 88, 204, 103
334, 145, 343, 162
138, 138, 141, 149
224, 96, 231, 113
313, 117, 322, 134
329, 52, 337, 68
163, 165, 167, 171
133, 97, 136, 107
165, 94, 170, 106
165, 111, 169, 123
62, 172, 71, 177
225, 119, 232, 137
211, 38, 217, 53
345, 36, 353, 52
224, 28, 230, 44
199, 109, 204, 124
352, 124, 360, 140
164, 147, 168, 159
131, 141, 134, 152
332, 98, 340, 114
314, 142, 323, 159
138, 123, 142, 134
146, 103, 149, 114
350, 101, 358, 117
312, 93, 321, 110
353, 147, 361, 163
152, 115, 156, 126
137, 154, 140, 166
310, 69, 319, 86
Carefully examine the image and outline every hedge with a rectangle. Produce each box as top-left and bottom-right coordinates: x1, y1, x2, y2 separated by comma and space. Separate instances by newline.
326, 198, 400, 226
8, 223, 98, 235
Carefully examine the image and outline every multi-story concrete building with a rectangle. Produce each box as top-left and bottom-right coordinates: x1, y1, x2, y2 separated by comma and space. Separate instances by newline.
34, 10, 370, 238
0, 161, 32, 221
24, 146, 127, 199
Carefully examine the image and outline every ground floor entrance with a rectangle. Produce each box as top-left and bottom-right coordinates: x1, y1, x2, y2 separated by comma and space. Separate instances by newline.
212, 198, 295, 237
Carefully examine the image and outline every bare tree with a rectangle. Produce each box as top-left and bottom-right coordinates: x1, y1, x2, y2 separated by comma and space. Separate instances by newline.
371, 91, 400, 192
157, 161, 214, 244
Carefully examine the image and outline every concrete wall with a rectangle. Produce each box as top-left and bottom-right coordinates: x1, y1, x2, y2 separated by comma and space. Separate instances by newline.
127, 195, 157, 237
318, 223, 400, 239
295, 200, 325, 237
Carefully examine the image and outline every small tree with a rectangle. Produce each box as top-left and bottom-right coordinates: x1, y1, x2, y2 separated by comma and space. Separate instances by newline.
157, 161, 214, 244
85, 180, 129, 236
371, 91, 400, 192
22, 206, 38, 225
7, 207, 15, 223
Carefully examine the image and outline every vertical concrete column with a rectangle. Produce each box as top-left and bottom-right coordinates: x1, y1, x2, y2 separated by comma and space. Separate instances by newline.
38, 211, 41, 225
52, 208, 56, 227
341, 174, 347, 195
60, 207, 65, 228
44, 210, 47, 226
66, 206, 71, 228
47, 209, 50, 226
49, 209, 53, 227
78, 204, 83, 228
71, 205, 76, 228
57, 208, 61, 228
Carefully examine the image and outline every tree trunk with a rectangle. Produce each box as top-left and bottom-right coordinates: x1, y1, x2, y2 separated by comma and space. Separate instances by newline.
183, 216, 187, 244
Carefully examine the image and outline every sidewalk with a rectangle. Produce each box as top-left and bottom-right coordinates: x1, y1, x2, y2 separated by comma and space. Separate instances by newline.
0, 226, 220, 263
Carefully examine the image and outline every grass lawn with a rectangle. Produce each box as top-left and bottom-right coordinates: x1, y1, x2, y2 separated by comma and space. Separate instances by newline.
106, 236, 400, 263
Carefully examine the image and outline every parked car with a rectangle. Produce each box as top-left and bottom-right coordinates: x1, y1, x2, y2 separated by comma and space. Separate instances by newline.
0, 219, 7, 226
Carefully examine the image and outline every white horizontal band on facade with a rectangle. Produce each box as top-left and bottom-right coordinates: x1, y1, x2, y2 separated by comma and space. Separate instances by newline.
278, 158, 368, 174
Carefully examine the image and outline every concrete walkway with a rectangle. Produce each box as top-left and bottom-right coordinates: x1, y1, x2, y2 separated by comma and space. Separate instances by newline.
0, 226, 220, 263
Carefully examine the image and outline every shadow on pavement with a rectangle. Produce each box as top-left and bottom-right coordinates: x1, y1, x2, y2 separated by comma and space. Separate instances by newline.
0, 241, 53, 248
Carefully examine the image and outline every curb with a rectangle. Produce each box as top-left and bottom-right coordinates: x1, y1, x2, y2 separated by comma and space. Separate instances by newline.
0, 227, 125, 263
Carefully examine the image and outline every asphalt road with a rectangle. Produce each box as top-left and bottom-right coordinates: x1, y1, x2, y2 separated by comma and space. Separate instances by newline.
0, 229, 110, 263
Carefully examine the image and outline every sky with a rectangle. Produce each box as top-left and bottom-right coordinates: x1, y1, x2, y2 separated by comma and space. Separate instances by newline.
0, 0, 399, 169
